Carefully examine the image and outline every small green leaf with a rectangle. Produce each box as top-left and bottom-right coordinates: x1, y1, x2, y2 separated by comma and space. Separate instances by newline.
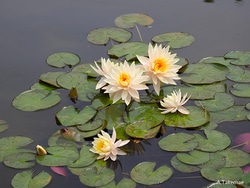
3, 152, 35, 169
99, 178, 136, 188
152, 32, 195, 49
77, 119, 103, 132
224, 51, 250, 66
46, 52, 80, 68
39, 71, 65, 88
130, 162, 172, 185
230, 83, 250, 97
200, 153, 226, 169
56, 72, 87, 89
227, 69, 250, 83
171, 155, 200, 173
87, 27, 132, 45
72, 62, 99, 77
115, 13, 153, 28
176, 150, 210, 165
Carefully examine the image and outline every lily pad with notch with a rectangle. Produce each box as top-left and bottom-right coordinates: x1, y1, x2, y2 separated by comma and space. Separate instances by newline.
170, 155, 200, 173
46, 52, 80, 68
115, 13, 153, 28
3, 152, 36, 169
176, 150, 210, 165
230, 83, 250, 98
99, 177, 136, 188
224, 51, 250, 66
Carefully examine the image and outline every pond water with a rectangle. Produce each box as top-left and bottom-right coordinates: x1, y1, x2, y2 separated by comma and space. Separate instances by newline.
0, 0, 250, 187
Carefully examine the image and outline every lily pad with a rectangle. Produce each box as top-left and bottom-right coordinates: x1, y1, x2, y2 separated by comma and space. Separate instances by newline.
31, 82, 58, 91
3, 152, 35, 169
0, 120, 8, 132
11, 170, 51, 188
77, 119, 103, 132
158, 132, 198, 152
163, 106, 210, 128
230, 83, 250, 97
170, 155, 200, 173
190, 129, 231, 152
12, 89, 61, 111
200, 153, 226, 169
91, 93, 112, 110
201, 167, 243, 181
87, 27, 132, 45
130, 162, 172, 185
224, 51, 250, 66
36, 146, 79, 166
195, 93, 234, 112
46, 52, 80, 68
152, 32, 195, 49
176, 150, 210, 165
39, 71, 65, 87
56, 105, 96, 126
115, 13, 153, 28
56, 72, 87, 89
79, 166, 115, 187
99, 177, 136, 188
72, 63, 99, 77
108, 42, 148, 61
227, 69, 250, 83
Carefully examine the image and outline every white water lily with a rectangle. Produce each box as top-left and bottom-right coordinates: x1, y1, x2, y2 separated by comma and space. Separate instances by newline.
103, 61, 149, 105
90, 128, 130, 161
137, 43, 181, 95
159, 89, 190, 115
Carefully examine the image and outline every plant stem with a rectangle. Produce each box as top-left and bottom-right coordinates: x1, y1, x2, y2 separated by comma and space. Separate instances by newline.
135, 24, 143, 42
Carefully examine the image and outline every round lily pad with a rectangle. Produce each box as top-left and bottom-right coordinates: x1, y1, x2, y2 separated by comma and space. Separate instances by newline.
56, 72, 87, 89
224, 51, 250, 66
39, 71, 65, 87
130, 162, 172, 185
200, 153, 226, 170
152, 32, 195, 49
230, 83, 250, 97
72, 63, 99, 77
115, 13, 153, 28
176, 150, 210, 165
171, 155, 200, 173
12, 89, 61, 111
99, 177, 136, 188
77, 118, 103, 132
163, 106, 210, 128
46, 52, 80, 68
3, 152, 35, 169
227, 69, 250, 83
158, 132, 198, 152
11, 170, 51, 188
87, 27, 132, 45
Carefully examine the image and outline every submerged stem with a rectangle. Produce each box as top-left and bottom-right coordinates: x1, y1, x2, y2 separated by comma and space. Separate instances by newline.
229, 142, 248, 149
135, 24, 143, 42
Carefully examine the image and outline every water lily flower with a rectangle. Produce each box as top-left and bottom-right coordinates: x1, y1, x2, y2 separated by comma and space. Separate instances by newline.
36, 145, 47, 156
90, 58, 118, 89
159, 89, 190, 114
137, 43, 181, 95
90, 128, 130, 161
102, 61, 149, 105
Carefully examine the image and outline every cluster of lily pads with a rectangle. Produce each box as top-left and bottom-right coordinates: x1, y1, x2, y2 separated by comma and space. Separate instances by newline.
0, 13, 250, 187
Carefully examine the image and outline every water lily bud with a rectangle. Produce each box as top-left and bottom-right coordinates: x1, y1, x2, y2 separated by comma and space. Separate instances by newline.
36, 145, 47, 155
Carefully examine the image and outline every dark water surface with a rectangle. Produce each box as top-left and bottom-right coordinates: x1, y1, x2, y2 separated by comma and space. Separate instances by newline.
0, 0, 250, 187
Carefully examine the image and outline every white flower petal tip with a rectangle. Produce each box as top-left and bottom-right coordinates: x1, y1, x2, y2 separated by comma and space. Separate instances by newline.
159, 89, 191, 115
36, 145, 47, 156
90, 128, 130, 161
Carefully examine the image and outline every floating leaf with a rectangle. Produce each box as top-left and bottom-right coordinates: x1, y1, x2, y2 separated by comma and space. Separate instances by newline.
108, 42, 148, 61
227, 69, 250, 83
0, 120, 8, 132
77, 119, 103, 132
39, 72, 65, 88
130, 162, 172, 185
79, 166, 115, 187
200, 153, 226, 169
181, 63, 228, 84
56, 72, 87, 89
46, 52, 80, 68
195, 93, 234, 112
3, 152, 35, 169
11, 170, 51, 188
217, 148, 250, 167
224, 51, 250, 66
233, 133, 250, 152
152, 32, 195, 49
79, 122, 106, 138
170, 156, 200, 173
51, 166, 68, 177
72, 63, 99, 77
230, 83, 250, 97
176, 150, 210, 165
241, 172, 250, 186
158, 132, 198, 152
36, 146, 79, 166
91, 93, 112, 110
87, 27, 132, 45
190, 129, 231, 152
201, 167, 243, 181
163, 106, 210, 128
56, 105, 96, 126
12, 89, 61, 111
99, 177, 136, 188
115, 13, 153, 28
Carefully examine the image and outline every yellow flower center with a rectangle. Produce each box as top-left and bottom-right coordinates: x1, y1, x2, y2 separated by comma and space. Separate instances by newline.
119, 72, 130, 87
95, 139, 111, 152
153, 58, 169, 73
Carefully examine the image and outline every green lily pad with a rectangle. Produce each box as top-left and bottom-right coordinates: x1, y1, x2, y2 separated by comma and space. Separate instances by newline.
152, 32, 195, 49
79, 166, 115, 187
200, 153, 226, 170
39, 71, 65, 87
201, 167, 243, 181
241, 172, 250, 187
190, 129, 231, 152
0, 120, 8, 132
56, 72, 87, 89
79, 122, 106, 138
130, 162, 172, 185
181, 63, 228, 84
195, 93, 234, 112
224, 51, 250, 66
3, 152, 35, 169
115, 13, 153, 28
158, 132, 198, 152
72, 62, 99, 77
36, 146, 79, 166
77, 118, 103, 132
125, 120, 161, 139
46, 52, 80, 68
12, 89, 61, 111
227, 69, 250, 83
170, 155, 200, 173
11, 170, 51, 188
163, 106, 210, 128
176, 150, 210, 165
31, 82, 58, 91
99, 177, 136, 188
217, 148, 250, 167
108, 42, 148, 61
91, 93, 112, 110
56, 105, 96, 126
230, 83, 250, 97
0, 136, 33, 162
210, 106, 249, 123
87, 27, 132, 45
